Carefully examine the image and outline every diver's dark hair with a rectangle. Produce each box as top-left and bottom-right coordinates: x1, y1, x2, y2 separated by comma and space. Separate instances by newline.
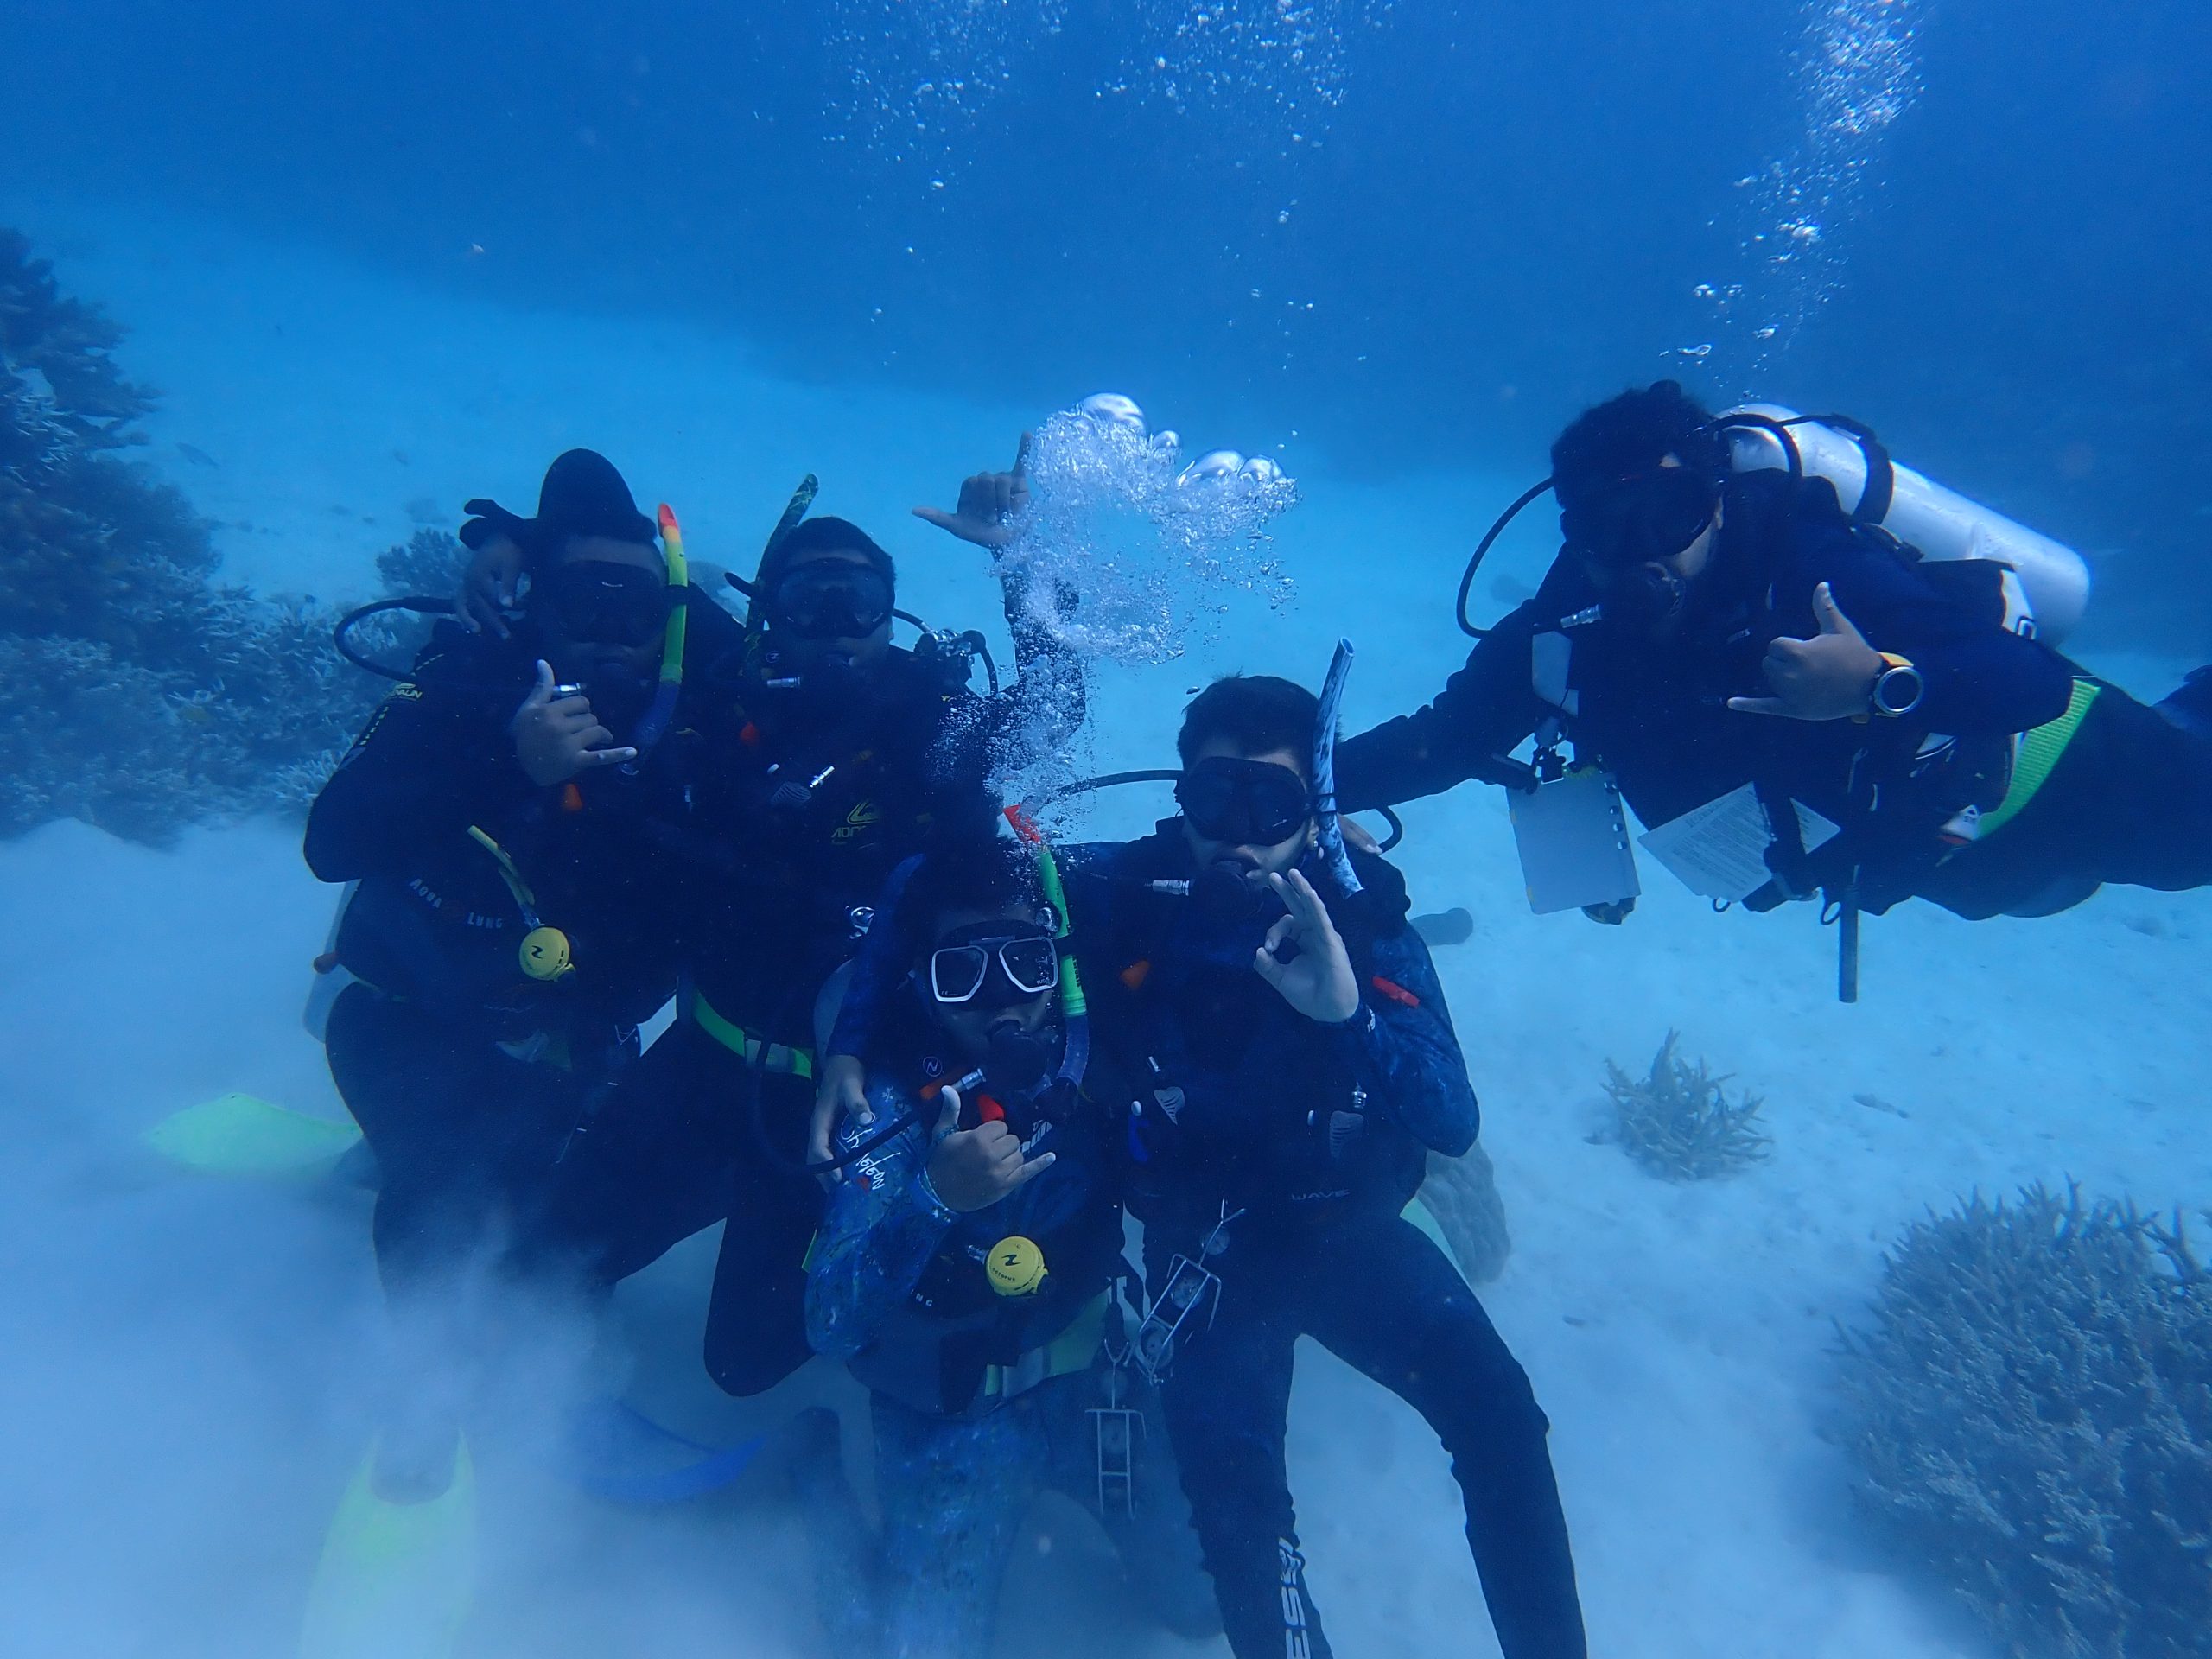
896, 831, 1049, 951
1177, 675, 1319, 773
460, 448, 658, 571
1550, 381, 1726, 509
758, 515, 898, 593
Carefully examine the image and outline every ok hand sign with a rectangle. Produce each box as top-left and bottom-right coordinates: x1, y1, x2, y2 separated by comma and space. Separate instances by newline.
1253, 869, 1362, 1025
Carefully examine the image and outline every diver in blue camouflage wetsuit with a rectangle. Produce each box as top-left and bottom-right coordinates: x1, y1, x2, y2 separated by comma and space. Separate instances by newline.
805, 835, 1217, 1657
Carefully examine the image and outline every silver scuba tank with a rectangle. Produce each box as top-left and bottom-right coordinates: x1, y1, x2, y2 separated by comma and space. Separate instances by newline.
1723, 404, 2091, 645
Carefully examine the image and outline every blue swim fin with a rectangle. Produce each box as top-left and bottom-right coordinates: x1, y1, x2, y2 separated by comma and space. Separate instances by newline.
299, 1435, 477, 1659
560, 1396, 766, 1505
144, 1092, 362, 1178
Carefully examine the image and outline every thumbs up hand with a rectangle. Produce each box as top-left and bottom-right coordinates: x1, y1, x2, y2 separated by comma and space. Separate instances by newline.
1727, 582, 1886, 721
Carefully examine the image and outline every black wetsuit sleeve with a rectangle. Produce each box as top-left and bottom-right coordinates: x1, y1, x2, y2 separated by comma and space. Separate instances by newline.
1802, 531, 2075, 736
1334, 603, 1552, 810
1348, 924, 1479, 1156
912, 562, 1087, 812
995, 560, 1087, 753
303, 638, 537, 881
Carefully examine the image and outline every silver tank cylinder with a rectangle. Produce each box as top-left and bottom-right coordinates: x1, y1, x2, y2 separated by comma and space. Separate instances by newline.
1723, 402, 2091, 645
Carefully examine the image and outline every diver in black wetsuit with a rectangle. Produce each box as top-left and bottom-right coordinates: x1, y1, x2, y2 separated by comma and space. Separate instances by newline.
1072, 675, 1586, 1659
303, 447, 741, 1496
1335, 381, 2212, 928
531, 449, 1090, 1397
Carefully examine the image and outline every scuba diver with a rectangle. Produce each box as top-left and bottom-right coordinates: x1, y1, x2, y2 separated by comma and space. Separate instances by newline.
819, 671, 1586, 1659
1071, 674, 1587, 1659
297, 448, 740, 1652
1335, 382, 2212, 970
802, 832, 1217, 1656
526, 442, 1090, 1399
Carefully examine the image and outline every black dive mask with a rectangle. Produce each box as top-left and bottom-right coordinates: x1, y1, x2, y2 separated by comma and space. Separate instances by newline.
1175, 757, 1312, 848
535, 560, 675, 646
1560, 467, 1719, 570
767, 563, 894, 642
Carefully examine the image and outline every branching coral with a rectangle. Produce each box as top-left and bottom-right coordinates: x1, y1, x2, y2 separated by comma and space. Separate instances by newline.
2, 228, 411, 842
1836, 1185, 2212, 1659
1599, 1030, 1772, 1180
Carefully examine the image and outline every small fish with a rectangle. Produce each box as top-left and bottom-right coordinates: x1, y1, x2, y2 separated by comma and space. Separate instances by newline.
1852, 1092, 1907, 1118
175, 442, 219, 468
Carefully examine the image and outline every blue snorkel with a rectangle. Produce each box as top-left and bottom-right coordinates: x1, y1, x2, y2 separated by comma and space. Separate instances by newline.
1313, 637, 1363, 898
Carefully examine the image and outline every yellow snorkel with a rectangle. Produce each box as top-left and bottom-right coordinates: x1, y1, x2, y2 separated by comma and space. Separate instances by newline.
627, 503, 691, 753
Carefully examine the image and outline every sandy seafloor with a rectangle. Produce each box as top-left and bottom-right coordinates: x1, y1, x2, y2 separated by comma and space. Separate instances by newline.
4, 198, 2209, 1659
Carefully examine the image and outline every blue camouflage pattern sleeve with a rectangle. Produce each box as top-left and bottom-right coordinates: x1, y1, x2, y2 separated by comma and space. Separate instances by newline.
1344, 924, 1480, 1156
804, 1114, 960, 1359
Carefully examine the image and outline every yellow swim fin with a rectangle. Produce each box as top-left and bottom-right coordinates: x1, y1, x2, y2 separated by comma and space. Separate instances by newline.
299, 1435, 477, 1659
144, 1092, 362, 1178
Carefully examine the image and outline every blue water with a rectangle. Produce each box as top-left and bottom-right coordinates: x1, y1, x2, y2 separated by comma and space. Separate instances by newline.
9, 0, 2209, 639
3, 3, 2210, 1656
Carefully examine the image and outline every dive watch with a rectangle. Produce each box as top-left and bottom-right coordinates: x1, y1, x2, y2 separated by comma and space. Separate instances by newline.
1871, 652, 1925, 718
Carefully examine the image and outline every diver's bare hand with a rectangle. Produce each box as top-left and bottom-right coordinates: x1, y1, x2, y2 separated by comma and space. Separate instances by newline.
912, 433, 1033, 551
810, 1054, 872, 1185
511, 659, 636, 786
459, 532, 525, 638
1728, 583, 1885, 721
925, 1086, 1054, 1212
1255, 870, 1362, 1024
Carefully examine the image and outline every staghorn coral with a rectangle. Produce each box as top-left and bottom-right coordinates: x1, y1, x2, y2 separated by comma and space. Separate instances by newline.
2, 228, 402, 842
1599, 1030, 1772, 1180
376, 524, 467, 599
1836, 1185, 2212, 1659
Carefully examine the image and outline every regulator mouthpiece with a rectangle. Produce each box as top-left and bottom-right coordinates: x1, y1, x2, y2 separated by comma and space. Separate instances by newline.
982, 1022, 1055, 1097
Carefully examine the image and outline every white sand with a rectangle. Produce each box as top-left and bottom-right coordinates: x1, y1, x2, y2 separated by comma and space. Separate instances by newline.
5, 196, 2209, 1657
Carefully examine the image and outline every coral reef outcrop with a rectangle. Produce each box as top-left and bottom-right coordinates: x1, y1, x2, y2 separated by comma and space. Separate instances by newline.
3, 229, 394, 842
1836, 1185, 2212, 1659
